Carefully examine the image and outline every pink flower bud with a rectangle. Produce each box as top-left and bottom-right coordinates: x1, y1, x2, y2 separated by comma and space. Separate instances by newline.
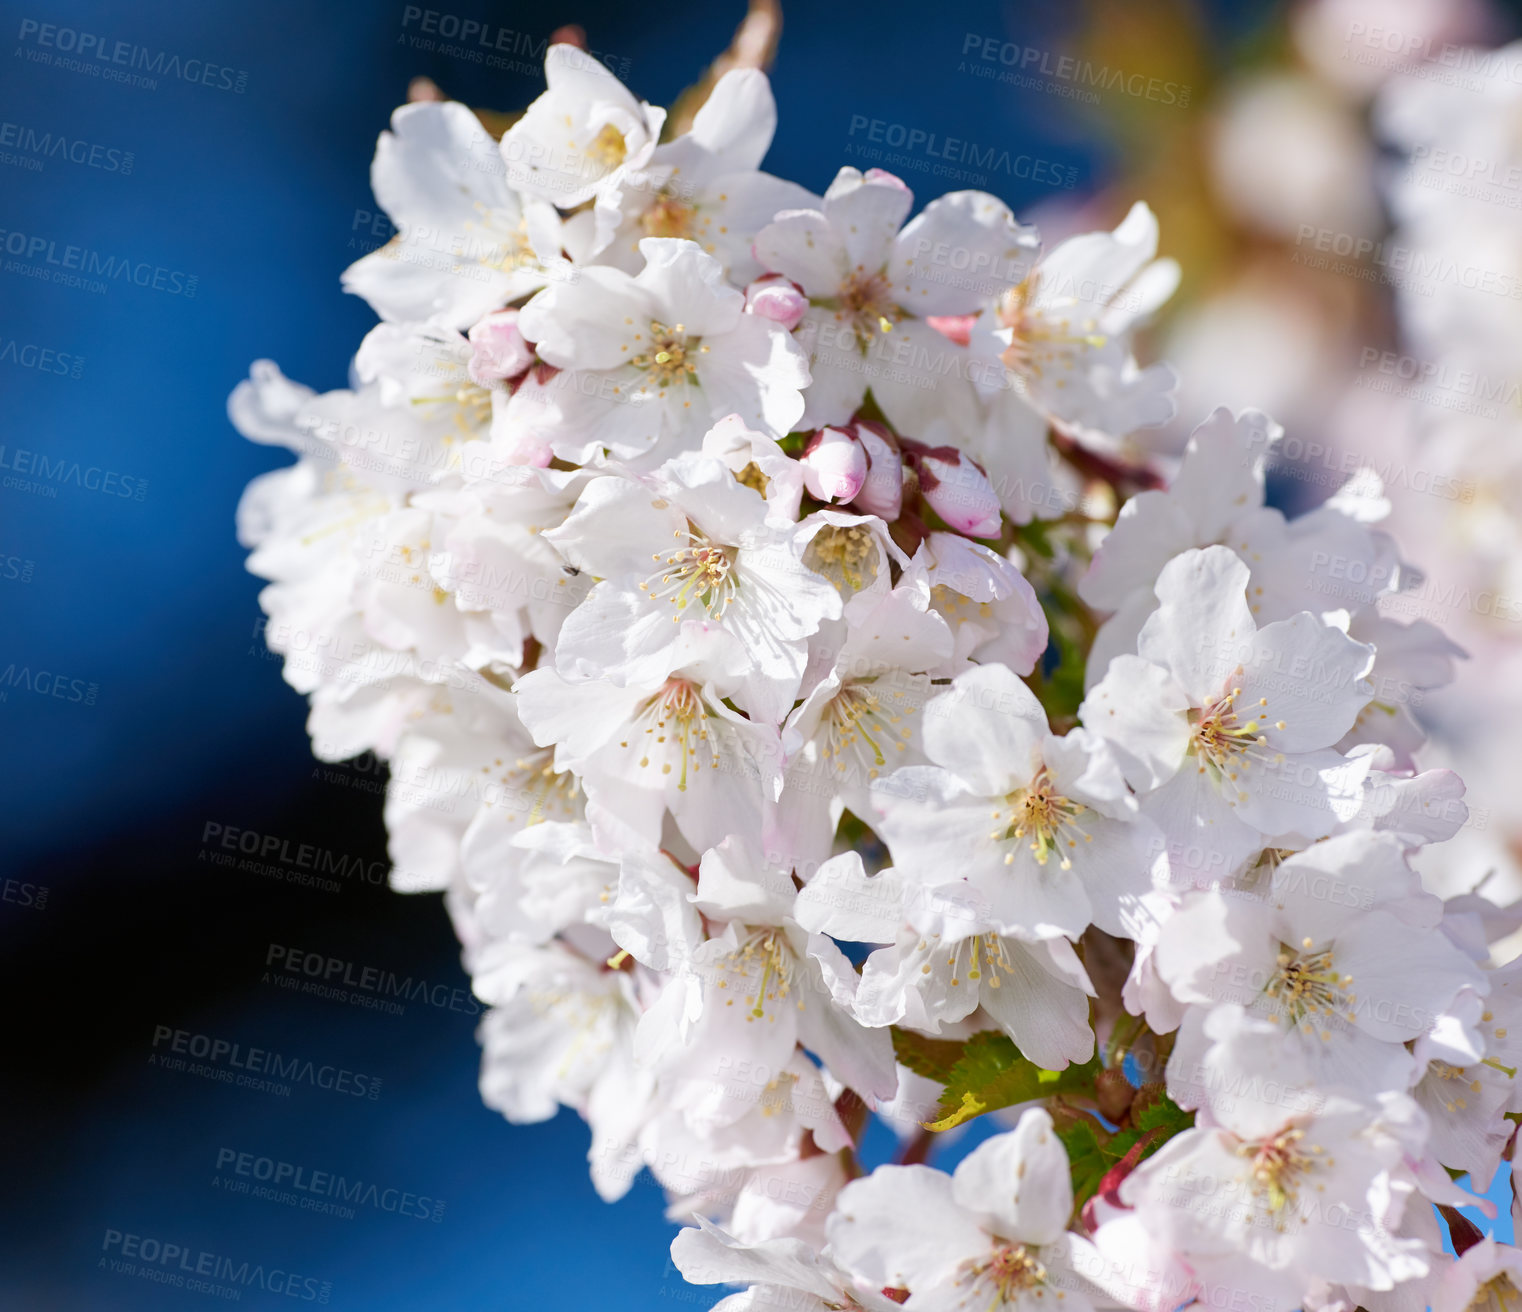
909, 443, 1001, 538
467, 310, 534, 387
744, 275, 808, 332
852, 422, 904, 520
799, 427, 868, 503
926, 314, 976, 348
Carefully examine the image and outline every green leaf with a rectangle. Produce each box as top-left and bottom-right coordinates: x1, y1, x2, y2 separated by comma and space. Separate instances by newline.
924, 1032, 1101, 1130
890, 1027, 967, 1086
1133, 1090, 1193, 1138
1054, 1116, 1111, 1206
1055, 1091, 1195, 1214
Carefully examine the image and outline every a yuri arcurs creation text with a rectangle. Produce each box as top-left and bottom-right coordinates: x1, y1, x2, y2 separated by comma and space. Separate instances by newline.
232, 44, 1522, 1312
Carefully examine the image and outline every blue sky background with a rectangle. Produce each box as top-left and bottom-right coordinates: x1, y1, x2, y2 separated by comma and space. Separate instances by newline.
1, 0, 1506, 1306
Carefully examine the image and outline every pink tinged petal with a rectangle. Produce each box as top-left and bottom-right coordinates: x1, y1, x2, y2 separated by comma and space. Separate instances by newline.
926, 314, 976, 346
745, 276, 809, 331
914, 449, 1002, 538
1078, 655, 1192, 793
827, 1165, 988, 1292
799, 427, 868, 502
953, 1108, 1075, 1246
921, 663, 1047, 795
467, 310, 534, 386
1137, 546, 1258, 706
1235, 611, 1374, 755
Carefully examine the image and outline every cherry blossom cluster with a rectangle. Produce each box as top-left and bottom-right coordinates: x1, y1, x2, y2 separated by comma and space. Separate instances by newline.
231, 44, 1522, 1311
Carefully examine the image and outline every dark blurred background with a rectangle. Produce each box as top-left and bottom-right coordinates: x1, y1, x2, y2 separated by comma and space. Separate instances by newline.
6, 0, 1509, 1307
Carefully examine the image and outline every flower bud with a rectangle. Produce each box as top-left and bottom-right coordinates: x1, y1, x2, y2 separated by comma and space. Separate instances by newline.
926, 313, 976, 348
744, 275, 808, 332
467, 310, 534, 387
852, 422, 904, 520
907, 442, 1001, 538
800, 427, 868, 503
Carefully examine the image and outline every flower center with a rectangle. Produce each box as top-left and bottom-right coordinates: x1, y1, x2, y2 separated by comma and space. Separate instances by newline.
820, 681, 915, 780
639, 527, 738, 620
622, 677, 723, 792
720, 928, 798, 1021
630, 320, 702, 390
990, 768, 1089, 870
828, 271, 900, 347
996, 274, 1107, 378
1264, 938, 1354, 1036
412, 381, 493, 438
959, 1242, 1048, 1303
936, 933, 1015, 989
1471, 1274, 1522, 1312
586, 122, 627, 169
805, 524, 879, 595
1238, 1127, 1316, 1217
734, 460, 770, 497
641, 193, 697, 240
485, 748, 581, 826
1188, 686, 1286, 798
475, 210, 536, 276
1427, 1060, 1484, 1114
